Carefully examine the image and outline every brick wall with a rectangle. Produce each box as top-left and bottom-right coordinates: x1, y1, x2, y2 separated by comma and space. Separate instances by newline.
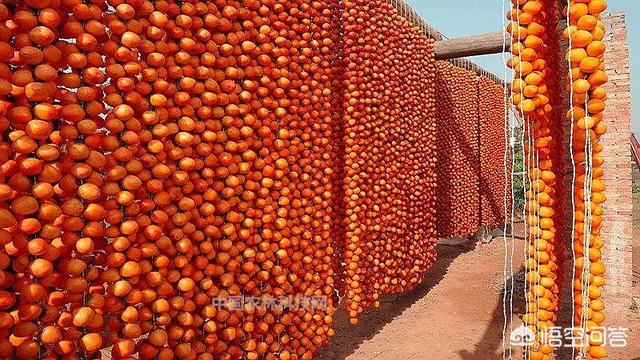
600, 13, 635, 308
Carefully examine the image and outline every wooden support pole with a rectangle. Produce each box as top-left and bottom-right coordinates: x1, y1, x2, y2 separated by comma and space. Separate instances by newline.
450, 58, 505, 86
391, 0, 444, 40
387, 1, 507, 87
435, 32, 510, 60
631, 133, 640, 169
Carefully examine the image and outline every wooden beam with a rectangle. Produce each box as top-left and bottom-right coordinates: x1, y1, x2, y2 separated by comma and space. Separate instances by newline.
388, 0, 444, 40
447, 57, 506, 87
387, 0, 506, 86
631, 133, 640, 169
435, 32, 511, 60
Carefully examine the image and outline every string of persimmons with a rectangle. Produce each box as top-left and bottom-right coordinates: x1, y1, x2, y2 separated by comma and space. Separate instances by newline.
0, 0, 512, 358
508, 0, 609, 359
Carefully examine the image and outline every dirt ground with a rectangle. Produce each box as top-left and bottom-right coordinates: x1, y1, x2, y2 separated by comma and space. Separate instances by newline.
318, 220, 640, 360
318, 236, 524, 360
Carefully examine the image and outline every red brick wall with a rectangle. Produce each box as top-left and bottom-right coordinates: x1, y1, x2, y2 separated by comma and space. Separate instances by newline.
600, 13, 635, 307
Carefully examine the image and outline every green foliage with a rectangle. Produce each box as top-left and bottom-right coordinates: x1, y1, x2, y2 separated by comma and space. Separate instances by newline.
510, 128, 525, 217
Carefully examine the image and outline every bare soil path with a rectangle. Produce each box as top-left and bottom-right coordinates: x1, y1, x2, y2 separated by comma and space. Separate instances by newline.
319, 233, 527, 360
319, 221, 640, 359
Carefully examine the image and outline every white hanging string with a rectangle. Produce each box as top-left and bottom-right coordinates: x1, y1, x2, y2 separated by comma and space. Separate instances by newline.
565, 2, 580, 357
508, 108, 517, 360
515, 6, 533, 359
500, 0, 516, 357
581, 133, 594, 360
500, 2, 509, 354
580, 42, 594, 360
522, 116, 531, 360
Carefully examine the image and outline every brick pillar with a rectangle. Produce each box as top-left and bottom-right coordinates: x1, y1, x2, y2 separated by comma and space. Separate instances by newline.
600, 13, 635, 308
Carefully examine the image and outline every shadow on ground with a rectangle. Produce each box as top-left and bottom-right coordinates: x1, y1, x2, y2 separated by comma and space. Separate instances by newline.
456, 266, 526, 360
318, 242, 528, 360
317, 243, 478, 359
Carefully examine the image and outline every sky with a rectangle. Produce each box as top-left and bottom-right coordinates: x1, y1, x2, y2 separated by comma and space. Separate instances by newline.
405, 0, 640, 136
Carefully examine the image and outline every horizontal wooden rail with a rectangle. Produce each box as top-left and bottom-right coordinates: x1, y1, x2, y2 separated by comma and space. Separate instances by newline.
631, 133, 640, 168
435, 32, 511, 60
387, 0, 507, 86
